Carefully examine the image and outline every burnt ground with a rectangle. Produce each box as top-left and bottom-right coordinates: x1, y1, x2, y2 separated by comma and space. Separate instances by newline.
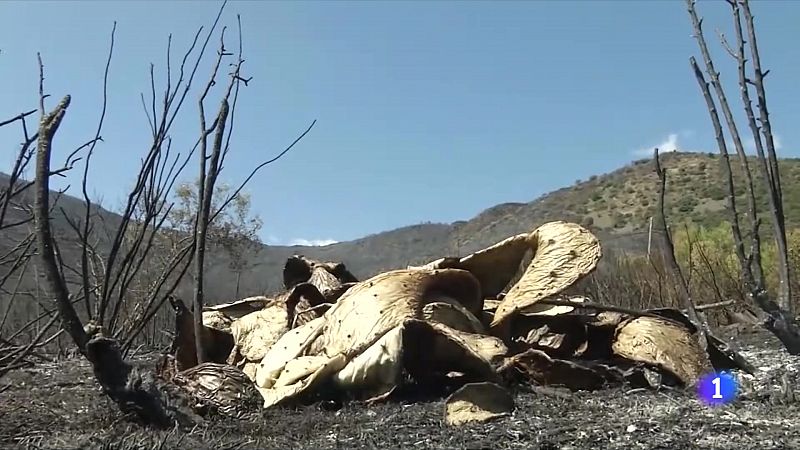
1, 329, 799, 450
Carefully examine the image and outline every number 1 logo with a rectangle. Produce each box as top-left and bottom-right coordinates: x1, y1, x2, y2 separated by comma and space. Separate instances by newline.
698, 372, 738, 405
711, 376, 723, 399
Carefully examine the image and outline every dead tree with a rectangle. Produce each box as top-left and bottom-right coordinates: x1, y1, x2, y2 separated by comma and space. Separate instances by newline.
189, 15, 314, 364
0, 104, 78, 377
25, 2, 314, 426
686, 0, 800, 353
652, 150, 706, 339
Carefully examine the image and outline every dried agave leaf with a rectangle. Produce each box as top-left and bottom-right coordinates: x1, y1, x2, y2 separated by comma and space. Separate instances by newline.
203, 296, 270, 318
404, 320, 507, 383
507, 313, 589, 358
483, 299, 501, 312
289, 283, 331, 328
333, 325, 405, 400
407, 256, 462, 271
492, 222, 601, 328
523, 324, 551, 345
227, 284, 328, 367
242, 362, 259, 381
519, 295, 588, 317
283, 255, 358, 290
275, 355, 334, 387
228, 302, 290, 365
254, 316, 326, 388
323, 282, 358, 303
411, 235, 532, 300
202, 310, 234, 333
422, 300, 485, 334
252, 316, 338, 408
256, 354, 347, 408
308, 266, 343, 296
646, 307, 698, 332
256, 319, 507, 407
431, 322, 508, 368
254, 269, 496, 408
499, 348, 608, 390
444, 382, 514, 426
304, 265, 357, 303
587, 311, 628, 328
645, 308, 753, 374
523, 326, 568, 353
612, 316, 712, 386
573, 339, 589, 358
319, 269, 483, 357
457, 233, 532, 298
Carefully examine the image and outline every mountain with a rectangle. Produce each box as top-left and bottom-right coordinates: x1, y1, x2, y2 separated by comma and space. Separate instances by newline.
4, 151, 800, 302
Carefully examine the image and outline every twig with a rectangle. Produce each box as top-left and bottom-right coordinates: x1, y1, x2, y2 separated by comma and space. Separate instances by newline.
0, 109, 37, 128
696, 300, 735, 311
79, 21, 115, 320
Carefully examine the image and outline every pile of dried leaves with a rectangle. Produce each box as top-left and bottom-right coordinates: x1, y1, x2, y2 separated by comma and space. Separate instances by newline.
158, 221, 751, 426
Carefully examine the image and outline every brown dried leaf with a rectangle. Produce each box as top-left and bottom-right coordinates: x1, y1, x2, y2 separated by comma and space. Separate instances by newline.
422, 301, 485, 334
518, 295, 588, 317
586, 311, 628, 329
404, 320, 507, 383
283, 255, 358, 290
256, 354, 347, 408
228, 301, 290, 365
254, 316, 326, 388
319, 269, 483, 357
612, 316, 712, 386
202, 311, 234, 334
203, 296, 270, 319
333, 325, 405, 400
492, 222, 601, 328
444, 382, 514, 426
457, 233, 532, 298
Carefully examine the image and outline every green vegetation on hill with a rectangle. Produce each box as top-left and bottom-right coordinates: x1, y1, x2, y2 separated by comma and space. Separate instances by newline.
472, 151, 800, 238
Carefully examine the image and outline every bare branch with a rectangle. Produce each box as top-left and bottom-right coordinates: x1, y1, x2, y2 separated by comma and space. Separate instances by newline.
739, 0, 791, 312
78, 21, 116, 320
0, 109, 37, 128
687, 0, 763, 285
211, 119, 316, 223
34, 53, 88, 352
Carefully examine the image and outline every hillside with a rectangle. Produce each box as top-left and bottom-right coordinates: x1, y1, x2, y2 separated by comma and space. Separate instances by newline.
3, 151, 800, 302
290, 152, 800, 284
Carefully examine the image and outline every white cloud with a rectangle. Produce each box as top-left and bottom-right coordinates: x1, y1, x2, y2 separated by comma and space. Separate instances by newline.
288, 238, 339, 247
632, 133, 682, 157
633, 131, 783, 159
262, 234, 339, 247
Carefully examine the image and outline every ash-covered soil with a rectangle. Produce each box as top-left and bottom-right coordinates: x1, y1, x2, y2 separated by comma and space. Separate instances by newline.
1, 329, 799, 450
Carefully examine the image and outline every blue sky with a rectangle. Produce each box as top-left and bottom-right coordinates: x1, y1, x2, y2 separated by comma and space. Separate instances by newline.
2, 1, 798, 246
